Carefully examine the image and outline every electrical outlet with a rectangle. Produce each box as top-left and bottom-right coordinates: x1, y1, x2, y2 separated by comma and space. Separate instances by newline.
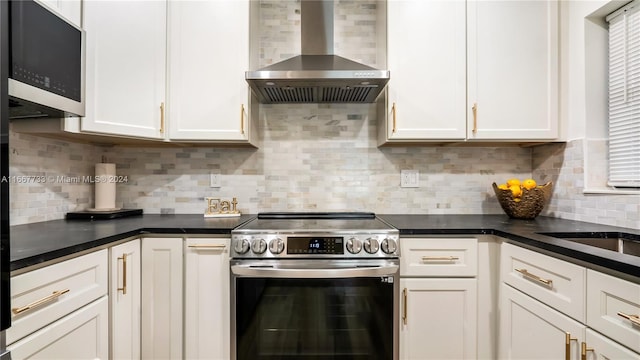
400, 170, 419, 188
210, 172, 221, 188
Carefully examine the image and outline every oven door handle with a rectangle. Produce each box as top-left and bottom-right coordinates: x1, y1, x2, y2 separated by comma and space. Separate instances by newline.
231, 264, 399, 278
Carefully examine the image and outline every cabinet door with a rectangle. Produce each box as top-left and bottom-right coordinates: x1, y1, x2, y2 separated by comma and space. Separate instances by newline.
82, 0, 166, 139
400, 278, 477, 359
467, 0, 559, 140
583, 328, 640, 359
184, 238, 230, 360
383, 0, 466, 142
110, 239, 141, 360
8, 297, 108, 360
141, 237, 183, 360
167, 0, 251, 142
499, 283, 584, 359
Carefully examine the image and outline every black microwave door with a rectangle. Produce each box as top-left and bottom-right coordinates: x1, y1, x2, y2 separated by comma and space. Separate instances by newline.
9, 0, 82, 102
1, 0, 12, 332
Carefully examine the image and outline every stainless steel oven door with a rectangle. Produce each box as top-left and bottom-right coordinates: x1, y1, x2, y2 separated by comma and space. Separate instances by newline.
231, 259, 399, 360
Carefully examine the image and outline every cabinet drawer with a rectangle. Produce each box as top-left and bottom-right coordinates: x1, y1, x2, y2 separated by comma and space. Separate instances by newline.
400, 238, 478, 277
586, 269, 640, 354
8, 296, 109, 360
8, 249, 108, 345
500, 242, 585, 322
585, 328, 640, 359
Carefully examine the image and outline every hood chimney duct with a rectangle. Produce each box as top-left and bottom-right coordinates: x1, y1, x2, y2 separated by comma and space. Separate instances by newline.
301, 1, 334, 55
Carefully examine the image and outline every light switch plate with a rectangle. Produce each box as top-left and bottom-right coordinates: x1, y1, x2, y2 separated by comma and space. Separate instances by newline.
401, 170, 419, 188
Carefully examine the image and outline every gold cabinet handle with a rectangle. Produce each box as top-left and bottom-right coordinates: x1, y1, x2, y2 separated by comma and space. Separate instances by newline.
402, 288, 408, 325
581, 342, 594, 360
160, 102, 165, 133
240, 104, 245, 135
472, 102, 478, 134
187, 244, 227, 250
392, 102, 397, 133
12, 289, 70, 315
617, 312, 640, 327
566, 332, 578, 360
515, 268, 553, 288
118, 253, 127, 295
421, 256, 459, 262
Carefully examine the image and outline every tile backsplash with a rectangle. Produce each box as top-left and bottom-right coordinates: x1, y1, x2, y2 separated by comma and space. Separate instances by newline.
7, 0, 639, 229
533, 140, 640, 229
9, 117, 531, 225
9, 130, 100, 225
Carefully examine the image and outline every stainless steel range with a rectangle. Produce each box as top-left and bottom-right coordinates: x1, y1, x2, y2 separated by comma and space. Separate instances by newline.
230, 212, 400, 360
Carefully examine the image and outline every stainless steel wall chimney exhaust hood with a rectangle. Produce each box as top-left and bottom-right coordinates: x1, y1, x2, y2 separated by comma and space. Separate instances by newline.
246, 1, 389, 104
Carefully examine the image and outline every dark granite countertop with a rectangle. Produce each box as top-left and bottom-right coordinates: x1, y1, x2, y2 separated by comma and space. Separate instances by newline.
10, 214, 640, 278
10, 214, 254, 271
379, 214, 640, 278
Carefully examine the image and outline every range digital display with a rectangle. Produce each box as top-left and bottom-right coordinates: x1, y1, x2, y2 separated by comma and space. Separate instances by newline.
287, 237, 344, 255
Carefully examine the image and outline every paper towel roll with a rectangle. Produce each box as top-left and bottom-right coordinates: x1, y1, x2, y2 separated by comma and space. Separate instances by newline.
95, 163, 116, 210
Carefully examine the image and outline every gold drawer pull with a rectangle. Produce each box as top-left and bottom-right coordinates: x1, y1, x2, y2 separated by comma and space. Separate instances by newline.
421, 256, 459, 262
240, 104, 245, 135
392, 102, 397, 133
617, 312, 640, 327
12, 289, 70, 315
160, 102, 165, 133
188, 244, 227, 250
472, 102, 478, 134
515, 268, 553, 288
402, 288, 408, 325
581, 342, 594, 360
565, 332, 577, 360
118, 253, 127, 295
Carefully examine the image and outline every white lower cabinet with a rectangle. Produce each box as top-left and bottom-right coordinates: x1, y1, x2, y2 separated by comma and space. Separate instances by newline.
8, 249, 109, 359
499, 283, 584, 359
184, 238, 230, 360
8, 296, 109, 360
400, 278, 477, 359
110, 239, 142, 359
141, 237, 184, 360
399, 237, 478, 359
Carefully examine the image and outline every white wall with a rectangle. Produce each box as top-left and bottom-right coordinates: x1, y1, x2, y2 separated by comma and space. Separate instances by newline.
562, 0, 622, 141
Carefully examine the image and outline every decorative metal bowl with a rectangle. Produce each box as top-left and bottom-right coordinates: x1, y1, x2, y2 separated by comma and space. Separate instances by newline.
492, 182, 553, 220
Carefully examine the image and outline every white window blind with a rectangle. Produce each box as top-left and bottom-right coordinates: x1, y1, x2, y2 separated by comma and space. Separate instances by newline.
607, 1, 640, 188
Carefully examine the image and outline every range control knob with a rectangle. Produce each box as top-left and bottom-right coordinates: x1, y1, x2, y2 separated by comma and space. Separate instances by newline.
234, 238, 250, 254
251, 238, 267, 254
381, 238, 398, 254
364, 238, 380, 254
269, 238, 285, 254
346, 237, 363, 254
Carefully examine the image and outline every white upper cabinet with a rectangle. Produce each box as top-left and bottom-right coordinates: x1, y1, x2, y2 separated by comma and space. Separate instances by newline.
383, 0, 467, 142
81, 0, 167, 139
380, 0, 559, 144
467, 0, 559, 140
167, 0, 253, 143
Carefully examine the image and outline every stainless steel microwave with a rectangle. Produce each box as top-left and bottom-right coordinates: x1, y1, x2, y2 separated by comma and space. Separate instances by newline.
8, 0, 85, 119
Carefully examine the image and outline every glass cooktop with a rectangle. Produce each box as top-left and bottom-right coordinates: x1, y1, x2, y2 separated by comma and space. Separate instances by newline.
234, 212, 397, 233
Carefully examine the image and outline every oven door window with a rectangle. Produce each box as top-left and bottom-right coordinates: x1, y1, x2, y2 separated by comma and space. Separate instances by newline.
235, 277, 394, 360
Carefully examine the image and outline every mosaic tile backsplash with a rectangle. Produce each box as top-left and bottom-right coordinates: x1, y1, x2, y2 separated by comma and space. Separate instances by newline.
7, 0, 639, 229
